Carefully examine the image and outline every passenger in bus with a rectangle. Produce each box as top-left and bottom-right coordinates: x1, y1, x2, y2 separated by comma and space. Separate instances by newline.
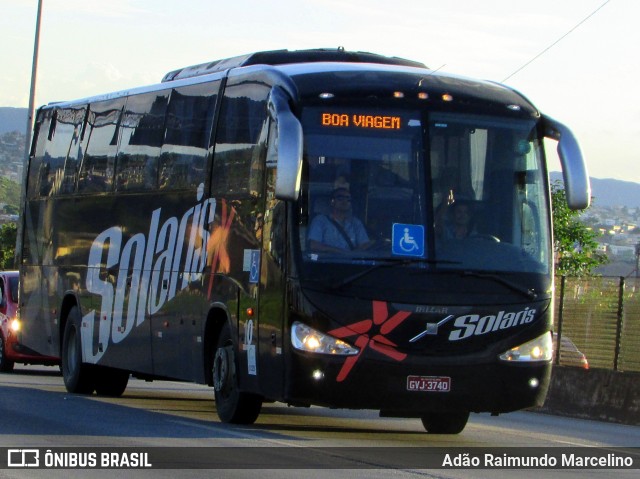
446, 201, 476, 239
308, 187, 373, 253
436, 200, 477, 240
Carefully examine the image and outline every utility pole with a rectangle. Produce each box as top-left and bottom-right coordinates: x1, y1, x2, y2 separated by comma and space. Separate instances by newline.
24, 0, 43, 161
15, 0, 43, 268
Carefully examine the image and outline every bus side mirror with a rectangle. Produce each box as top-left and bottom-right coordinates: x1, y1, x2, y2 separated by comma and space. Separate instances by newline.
268, 87, 302, 201
543, 116, 591, 210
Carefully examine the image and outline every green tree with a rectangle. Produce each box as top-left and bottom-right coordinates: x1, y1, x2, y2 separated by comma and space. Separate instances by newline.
0, 222, 17, 269
551, 181, 607, 276
0, 177, 21, 211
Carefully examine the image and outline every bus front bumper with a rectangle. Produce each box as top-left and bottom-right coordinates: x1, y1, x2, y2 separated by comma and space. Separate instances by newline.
285, 351, 551, 415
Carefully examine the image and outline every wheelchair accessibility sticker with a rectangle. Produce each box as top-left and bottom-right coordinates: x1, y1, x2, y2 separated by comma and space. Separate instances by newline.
392, 223, 425, 257
243, 249, 261, 283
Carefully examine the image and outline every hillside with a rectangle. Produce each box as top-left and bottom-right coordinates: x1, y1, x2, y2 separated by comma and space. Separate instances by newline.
550, 172, 640, 208
590, 177, 640, 209
0, 107, 27, 135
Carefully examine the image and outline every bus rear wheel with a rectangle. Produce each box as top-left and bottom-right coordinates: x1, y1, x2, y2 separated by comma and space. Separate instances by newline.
61, 306, 95, 394
212, 323, 262, 424
421, 411, 469, 434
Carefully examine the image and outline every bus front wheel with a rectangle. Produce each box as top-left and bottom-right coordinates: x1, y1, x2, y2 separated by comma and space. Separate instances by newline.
212, 323, 262, 424
421, 411, 469, 434
94, 366, 129, 397
61, 306, 95, 394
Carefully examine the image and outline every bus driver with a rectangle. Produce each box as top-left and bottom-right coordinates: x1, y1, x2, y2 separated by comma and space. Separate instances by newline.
308, 188, 373, 253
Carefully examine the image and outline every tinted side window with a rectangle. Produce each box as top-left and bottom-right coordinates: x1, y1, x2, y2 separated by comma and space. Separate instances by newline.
27, 110, 52, 200
60, 106, 88, 194
211, 80, 269, 197
78, 98, 125, 194
39, 108, 77, 196
116, 92, 169, 191
160, 81, 219, 190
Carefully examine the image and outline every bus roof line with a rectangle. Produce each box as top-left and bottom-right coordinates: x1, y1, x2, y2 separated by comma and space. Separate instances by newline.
226, 65, 299, 102
161, 48, 427, 83
38, 63, 300, 112
37, 68, 232, 111
485, 80, 541, 117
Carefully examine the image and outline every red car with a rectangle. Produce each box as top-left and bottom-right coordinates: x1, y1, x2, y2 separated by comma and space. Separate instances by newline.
0, 270, 58, 372
552, 332, 589, 370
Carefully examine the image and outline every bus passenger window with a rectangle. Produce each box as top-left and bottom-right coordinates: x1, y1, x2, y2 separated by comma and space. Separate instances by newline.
40, 108, 77, 197
211, 81, 269, 197
27, 112, 51, 200
77, 98, 125, 194
160, 82, 219, 190
116, 92, 169, 191
60, 107, 88, 194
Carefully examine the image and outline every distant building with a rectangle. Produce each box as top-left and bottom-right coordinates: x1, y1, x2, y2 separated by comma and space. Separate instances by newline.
607, 244, 636, 260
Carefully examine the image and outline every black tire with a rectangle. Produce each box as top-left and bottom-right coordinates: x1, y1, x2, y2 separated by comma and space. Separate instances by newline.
212, 322, 262, 424
421, 411, 470, 434
0, 334, 15, 372
94, 367, 129, 397
61, 306, 95, 394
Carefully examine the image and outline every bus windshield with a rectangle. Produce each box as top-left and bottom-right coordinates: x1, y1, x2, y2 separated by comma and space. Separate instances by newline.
297, 106, 551, 276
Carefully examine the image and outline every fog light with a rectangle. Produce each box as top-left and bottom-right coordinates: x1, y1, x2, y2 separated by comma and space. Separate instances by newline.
312, 369, 325, 381
528, 377, 540, 389
10, 319, 20, 332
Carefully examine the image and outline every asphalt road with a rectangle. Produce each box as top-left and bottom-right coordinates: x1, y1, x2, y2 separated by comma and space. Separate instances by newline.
1, 364, 638, 479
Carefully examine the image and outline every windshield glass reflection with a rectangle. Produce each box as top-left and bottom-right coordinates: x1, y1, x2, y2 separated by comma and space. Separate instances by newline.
296, 107, 551, 277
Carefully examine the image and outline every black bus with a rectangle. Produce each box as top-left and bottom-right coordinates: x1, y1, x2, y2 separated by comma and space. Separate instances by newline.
17, 48, 589, 433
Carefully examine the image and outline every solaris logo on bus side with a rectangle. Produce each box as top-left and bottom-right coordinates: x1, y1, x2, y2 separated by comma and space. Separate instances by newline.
328, 301, 411, 382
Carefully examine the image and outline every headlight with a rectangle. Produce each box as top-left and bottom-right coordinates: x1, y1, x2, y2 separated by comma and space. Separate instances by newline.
291, 321, 359, 355
499, 332, 552, 363
10, 319, 20, 332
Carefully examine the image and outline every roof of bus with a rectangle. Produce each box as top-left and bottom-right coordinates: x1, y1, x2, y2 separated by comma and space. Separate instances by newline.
38, 49, 538, 118
161, 48, 427, 82
270, 62, 538, 116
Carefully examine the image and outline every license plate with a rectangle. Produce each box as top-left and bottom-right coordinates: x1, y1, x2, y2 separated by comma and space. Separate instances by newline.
407, 375, 451, 392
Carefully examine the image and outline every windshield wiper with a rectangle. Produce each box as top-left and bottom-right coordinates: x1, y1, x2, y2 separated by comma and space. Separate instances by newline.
461, 271, 538, 300
330, 258, 444, 290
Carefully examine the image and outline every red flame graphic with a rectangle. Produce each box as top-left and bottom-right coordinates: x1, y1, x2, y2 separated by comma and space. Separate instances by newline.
328, 301, 411, 382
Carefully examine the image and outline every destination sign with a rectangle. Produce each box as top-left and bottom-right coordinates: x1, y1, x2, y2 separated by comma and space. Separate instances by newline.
321, 113, 401, 130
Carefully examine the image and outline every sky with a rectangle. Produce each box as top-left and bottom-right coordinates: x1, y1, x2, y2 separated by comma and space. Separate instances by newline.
2, 0, 639, 183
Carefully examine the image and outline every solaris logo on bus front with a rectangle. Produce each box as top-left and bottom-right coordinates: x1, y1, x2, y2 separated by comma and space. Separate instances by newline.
327, 301, 411, 382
